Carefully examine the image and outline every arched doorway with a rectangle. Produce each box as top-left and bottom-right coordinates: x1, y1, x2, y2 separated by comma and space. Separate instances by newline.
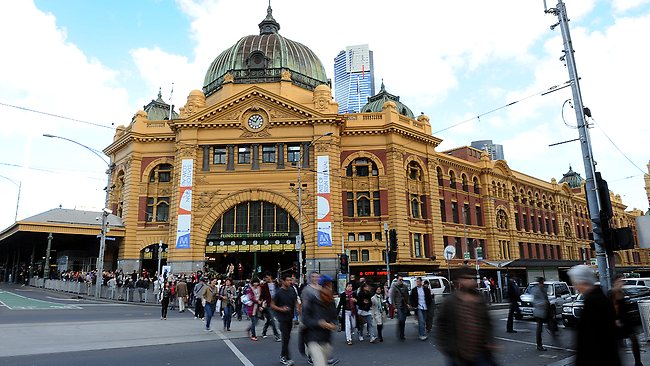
205, 200, 299, 280
140, 243, 168, 277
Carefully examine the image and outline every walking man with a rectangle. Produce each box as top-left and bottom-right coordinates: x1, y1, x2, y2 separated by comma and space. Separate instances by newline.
569, 265, 621, 366
506, 276, 520, 333
303, 275, 337, 366
410, 277, 432, 340
176, 277, 188, 313
193, 277, 206, 319
531, 277, 557, 351
272, 274, 299, 366
261, 272, 281, 341
390, 275, 410, 340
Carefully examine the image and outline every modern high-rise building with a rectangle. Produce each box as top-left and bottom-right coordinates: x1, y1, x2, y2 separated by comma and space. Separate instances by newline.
334, 44, 375, 114
471, 140, 505, 160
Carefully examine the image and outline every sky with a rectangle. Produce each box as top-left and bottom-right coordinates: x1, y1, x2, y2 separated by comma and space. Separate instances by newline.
0, 0, 649, 231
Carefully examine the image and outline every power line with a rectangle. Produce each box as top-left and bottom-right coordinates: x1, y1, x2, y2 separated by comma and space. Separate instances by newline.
432, 80, 572, 135
0, 162, 104, 178
589, 117, 647, 176
0, 101, 115, 130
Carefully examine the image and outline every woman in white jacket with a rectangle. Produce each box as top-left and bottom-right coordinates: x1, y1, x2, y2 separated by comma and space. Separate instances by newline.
371, 285, 387, 342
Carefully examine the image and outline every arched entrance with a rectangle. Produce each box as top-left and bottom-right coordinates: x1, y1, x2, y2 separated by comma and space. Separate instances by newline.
205, 200, 299, 280
140, 243, 168, 276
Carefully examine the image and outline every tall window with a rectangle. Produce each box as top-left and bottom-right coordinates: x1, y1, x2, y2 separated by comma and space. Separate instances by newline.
473, 177, 480, 194
464, 203, 471, 225
475, 206, 482, 226
408, 161, 423, 181
440, 199, 446, 222
346, 158, 379, 177
373, 191, 381, 217
350, 250, 359, 262
451, 202, 459, 223
413, 233, 422, 258
149, 163, 173, 182
410, 194, 421, 218
213, 146, 227, 164
262, 145, 276, 163
531, 215, 537, 232
287, 145, 301, 163
437, 167, 444, 186
146, 197, 170, 222
461, 174, 468, 192
515, 212, 521, 230
238, 146, 251, 164
361, 250, 370, 262
346, 192, 354, 217
357, 192, 371, 216
523, 214, 529, 232
449, 171, 457, 189
347, 190, 381, 217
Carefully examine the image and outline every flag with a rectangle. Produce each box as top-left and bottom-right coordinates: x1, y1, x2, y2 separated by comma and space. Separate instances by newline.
362, 64, 365, 79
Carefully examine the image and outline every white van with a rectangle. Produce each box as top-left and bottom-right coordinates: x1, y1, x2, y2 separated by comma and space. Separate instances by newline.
622, 277, 650, 287
390, 275, 451, 305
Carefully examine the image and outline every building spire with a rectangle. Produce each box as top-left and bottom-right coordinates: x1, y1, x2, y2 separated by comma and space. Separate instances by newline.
259, 1, 280, 35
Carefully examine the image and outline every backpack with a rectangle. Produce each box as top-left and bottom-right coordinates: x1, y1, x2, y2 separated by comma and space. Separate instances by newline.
241, 292, 253, 307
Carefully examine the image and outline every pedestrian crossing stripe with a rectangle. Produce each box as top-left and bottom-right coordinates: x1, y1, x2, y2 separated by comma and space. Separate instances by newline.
0, 290, 80, 310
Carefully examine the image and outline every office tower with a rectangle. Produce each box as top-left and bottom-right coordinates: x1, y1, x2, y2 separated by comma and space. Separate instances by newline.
334, 44, 375, 114
470, 140, 505, 160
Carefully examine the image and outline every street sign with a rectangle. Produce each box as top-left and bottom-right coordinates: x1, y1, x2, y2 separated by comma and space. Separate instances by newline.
590, 258, 597, 266
464, 251, 471, 260
443, 245, 456, 260
476, 247, 483, 260
295, 235, 302, 250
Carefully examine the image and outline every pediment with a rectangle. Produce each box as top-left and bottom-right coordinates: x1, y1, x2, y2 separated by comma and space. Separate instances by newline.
181, 86, 330, 127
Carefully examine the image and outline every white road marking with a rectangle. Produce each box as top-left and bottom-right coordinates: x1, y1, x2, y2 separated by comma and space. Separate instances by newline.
188, 308, 254, 366
494, 336, 575, 352
46, 296, 81, 301
546, 355, 576, 366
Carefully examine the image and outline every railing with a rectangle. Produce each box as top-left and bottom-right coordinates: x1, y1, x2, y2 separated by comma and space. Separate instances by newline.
29, 278, 165, 305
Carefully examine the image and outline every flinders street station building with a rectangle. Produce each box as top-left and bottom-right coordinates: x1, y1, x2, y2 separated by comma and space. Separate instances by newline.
4, 6, 645, 284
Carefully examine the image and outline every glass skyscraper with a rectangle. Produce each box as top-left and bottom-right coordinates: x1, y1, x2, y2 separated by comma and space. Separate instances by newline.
334, 44, 375, 114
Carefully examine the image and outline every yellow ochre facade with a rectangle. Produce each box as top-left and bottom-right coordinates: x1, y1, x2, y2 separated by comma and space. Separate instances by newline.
103, 7, 647, 280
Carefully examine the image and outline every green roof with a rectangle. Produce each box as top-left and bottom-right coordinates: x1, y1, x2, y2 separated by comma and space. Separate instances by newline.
361, 81, 414, 118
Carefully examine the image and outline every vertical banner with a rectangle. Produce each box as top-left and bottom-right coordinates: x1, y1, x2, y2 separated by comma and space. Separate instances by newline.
176, 159, 193, 249
316, 155, 332, 247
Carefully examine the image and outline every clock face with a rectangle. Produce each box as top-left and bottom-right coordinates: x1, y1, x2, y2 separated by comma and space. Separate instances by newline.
247, 114, 264, 129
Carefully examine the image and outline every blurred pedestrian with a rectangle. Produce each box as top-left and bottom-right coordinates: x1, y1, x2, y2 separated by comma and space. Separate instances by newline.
610, 276, 643, 366
357, 282, 376, 343
568, 265, 620, 366
531, 277, 557, 351
505, 276, 520, 333
436, 266, 497, 366
272, 274, 299, 366
390, 275, 410, 340
410, 277, 431, 341
423, 280, 435, 333
303, 275, 337, 366
193, 276, 206, 320
245, 277, 262, 341
261, 272, 281, 341
371, 285, 386, 342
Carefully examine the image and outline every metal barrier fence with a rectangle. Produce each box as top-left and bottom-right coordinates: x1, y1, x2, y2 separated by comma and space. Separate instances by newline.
29, 278, 164, 305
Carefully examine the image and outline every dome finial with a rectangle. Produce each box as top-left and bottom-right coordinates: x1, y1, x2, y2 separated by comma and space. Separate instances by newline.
259, 1, 280, 35
156, 87, 163, 102
380, 79, 385, 92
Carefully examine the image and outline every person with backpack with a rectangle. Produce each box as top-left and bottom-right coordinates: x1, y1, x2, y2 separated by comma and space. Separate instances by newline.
193, 277, 207, 320
244, 277, 263, 341
160, 281, 171, 320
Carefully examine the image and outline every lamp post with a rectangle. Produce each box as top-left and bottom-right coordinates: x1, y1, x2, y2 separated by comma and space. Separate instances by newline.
43, 134, 114, 298
294, 131, 333, 286
383, 222, 390, 286
0, 174, 21, 222
157, 240, 163, 277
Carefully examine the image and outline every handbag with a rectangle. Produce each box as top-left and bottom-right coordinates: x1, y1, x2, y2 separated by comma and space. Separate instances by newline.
216, 299, 222, 313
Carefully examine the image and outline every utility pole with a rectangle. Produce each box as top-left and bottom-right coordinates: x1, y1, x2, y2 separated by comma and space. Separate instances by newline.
44, 233, 53, 281
545, 0, 611, 292
383, 222, 390, 286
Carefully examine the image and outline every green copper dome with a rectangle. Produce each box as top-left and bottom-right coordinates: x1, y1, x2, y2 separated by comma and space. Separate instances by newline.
361, 81, 414, 118
559, 165, 584, 188
203, 6, 328, 96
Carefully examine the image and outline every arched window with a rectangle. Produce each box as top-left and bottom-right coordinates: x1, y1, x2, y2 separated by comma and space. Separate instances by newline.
346, 158, 379, 177
473, 177, 480, 194
210, 201, 298, 236
461, 174, 468, 192
408, 161, 423, 181
437, 167, 444, 186
146, 197, 170, 222
496, 209, 508, 229
410, 194, 423, 218
149, 163, 173, 183
449, 170, 457, 189
512, 187, 518, 203
356, 192, 371, 216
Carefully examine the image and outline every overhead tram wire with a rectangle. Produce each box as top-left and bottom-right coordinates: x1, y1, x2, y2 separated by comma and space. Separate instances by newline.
432, 80, 573, 135
589, 116, 647, 176
0, 101, 115, 130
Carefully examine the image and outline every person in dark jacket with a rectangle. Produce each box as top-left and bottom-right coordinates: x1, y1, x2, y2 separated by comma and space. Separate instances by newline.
568, 264, 621, 366
410, 277, 433, 340
337, 283, 357, 345
610, 276, 643, 366
303, 275, 337, 366
390, 275, 410, 340
505, 276, 520, 333
436, 266, 496, 366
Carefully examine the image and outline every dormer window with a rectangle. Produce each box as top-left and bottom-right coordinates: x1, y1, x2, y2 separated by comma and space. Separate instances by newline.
247, 51, 268, 69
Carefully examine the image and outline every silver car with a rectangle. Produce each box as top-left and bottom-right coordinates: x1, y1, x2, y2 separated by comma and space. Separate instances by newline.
516, 281, 572, 320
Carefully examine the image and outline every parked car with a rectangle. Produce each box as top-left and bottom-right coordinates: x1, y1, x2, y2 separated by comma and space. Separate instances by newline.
562, 285, 650, 327
516, 281, 572, 320
390, 275, 451, 305
622, 278, 650, 287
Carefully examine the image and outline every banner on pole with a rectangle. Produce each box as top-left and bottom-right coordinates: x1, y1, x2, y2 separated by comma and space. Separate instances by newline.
316, 156, 332, 247
176, 159, 193, 249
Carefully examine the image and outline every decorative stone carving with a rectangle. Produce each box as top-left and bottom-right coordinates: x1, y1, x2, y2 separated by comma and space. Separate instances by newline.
179, 90, 207, 119
313, 84, 333, 112
223, 72, 234, 84
176, 145, 196, 158
281, 70, 292, 81
197, 190, 220, 209
417, 114, 430, 124
314, 142, 330, 153
239, 130, 271, 138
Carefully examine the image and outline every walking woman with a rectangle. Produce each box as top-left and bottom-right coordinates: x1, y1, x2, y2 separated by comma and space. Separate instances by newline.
245, 278, 263, 341
160, 281, 171, 320
371, 285, 386, 342
203, 278, 219, 332
221, 278, 236, 331
337, 283, 357, 345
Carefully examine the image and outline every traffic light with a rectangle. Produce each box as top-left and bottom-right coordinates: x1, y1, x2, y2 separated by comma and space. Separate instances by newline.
389, 229, 397, 263
339, 254, 349, 274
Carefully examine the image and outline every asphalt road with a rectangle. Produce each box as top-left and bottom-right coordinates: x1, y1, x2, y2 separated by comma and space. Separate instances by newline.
0, 283, 647, 366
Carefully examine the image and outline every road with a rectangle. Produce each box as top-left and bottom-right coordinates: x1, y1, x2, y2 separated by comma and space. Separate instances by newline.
0, 283, 646, 366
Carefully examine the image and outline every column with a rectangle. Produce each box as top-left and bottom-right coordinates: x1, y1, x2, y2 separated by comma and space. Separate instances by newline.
301, 142, 310, 169
227, 145, 235, 171
201, 146, 210, 171
276, 143, 285, 169
251, 144, 260, 170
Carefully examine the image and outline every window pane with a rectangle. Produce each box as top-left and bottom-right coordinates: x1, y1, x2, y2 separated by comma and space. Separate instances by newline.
276, 208, 288, 232
249, 201, 261, 233
238, 147, 251, 164
236, 203, 248, 233
414, 233, 422, 258
146, 197, 154, 222
350, 250, 358, 262
287, 145, 300, 163
357, 197, 370, 216
361, 250, 369, 262
356, 164, 369, 177
213, 147, 227, 164
348, 233, 355, 241
223, 208, 235, 233
440, 200, 446, 222
263, 203, 274, 232
262, 145, 276, 163
411, 196, 420, 218
156, 201, 169, 222
373, 192, 381, 217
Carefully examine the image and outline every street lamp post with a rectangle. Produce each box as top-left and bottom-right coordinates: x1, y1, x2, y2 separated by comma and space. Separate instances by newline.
43, 134, 114, 298
383, 222, 390, 286
0, 174, 22, 222
157, 240, 163, 277
294, 131, 333, 286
